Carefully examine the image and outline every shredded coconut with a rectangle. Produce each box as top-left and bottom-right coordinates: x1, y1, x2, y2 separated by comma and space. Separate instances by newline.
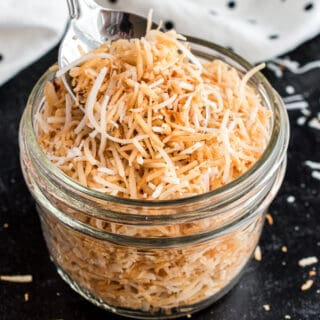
0, 275, 33, 283
286, 196, 295, 204
308, 118, 320, 130
35, 21, 271, 313
263, 304, 270, 311
297, 116, 306, 126
265, 213, 273, 225
305, 160, 320, 170
254, 246, 262, 261
285, 86, 295, 95
301, 279, 314, 291
24, 293, 29, 302
298, 256, 318, 267
285, 101, 309, 111
311, 171, 320, 181
38, 27, 270, 200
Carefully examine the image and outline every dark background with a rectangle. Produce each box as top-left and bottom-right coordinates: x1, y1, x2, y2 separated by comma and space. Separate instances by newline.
0, 34, 319, 319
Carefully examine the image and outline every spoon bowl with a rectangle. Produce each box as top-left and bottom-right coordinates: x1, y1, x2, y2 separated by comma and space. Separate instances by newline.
59, 0, 156, 100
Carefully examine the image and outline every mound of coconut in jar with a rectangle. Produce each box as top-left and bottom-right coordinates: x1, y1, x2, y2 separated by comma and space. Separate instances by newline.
35, 20, 271, 314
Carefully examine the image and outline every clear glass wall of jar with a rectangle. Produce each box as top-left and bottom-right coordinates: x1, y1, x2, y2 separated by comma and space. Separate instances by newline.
19, 38, 290, 319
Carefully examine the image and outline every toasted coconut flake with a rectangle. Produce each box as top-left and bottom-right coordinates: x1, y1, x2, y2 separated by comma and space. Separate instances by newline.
263, 304, 270, 312
0, 275, 33, 283
298, 256, 318, 267
265, 213, 273, 225
36, 20, 271, 308
301, 279, 314, 291
254, 246, 262, 261
39, 19, 270, 202
24, 293, 29, 301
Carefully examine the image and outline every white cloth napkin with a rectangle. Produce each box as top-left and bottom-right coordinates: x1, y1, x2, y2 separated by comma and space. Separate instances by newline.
0, 0, 68, 85
1, 0, 319, 86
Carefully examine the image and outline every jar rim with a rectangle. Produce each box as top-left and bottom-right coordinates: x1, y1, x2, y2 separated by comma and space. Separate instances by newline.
23, 36, 289, 211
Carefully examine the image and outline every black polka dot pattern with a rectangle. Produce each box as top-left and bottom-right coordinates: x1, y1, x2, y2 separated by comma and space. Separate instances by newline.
247, 19, 257, 24
0, 54, 3, 62
227, 1, 236, 9
269, 34, 279, 40
164, 21, 174, 30
108, 0, 117, 3
304, 2, 314, 11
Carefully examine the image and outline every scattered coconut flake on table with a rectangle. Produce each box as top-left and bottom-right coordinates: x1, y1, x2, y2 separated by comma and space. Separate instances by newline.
24, 292, 29, 302
266, 62, 283, 78
267, 58, 320, 90
285, 86, 295, 95
298, 256, 318, 267
284, 315, 291, 319
301, 108, 311, 116
281, 246, 288, 253
283, 95, 309, 111
283, 94, 305, 103
308, 118, 320, 130
267, 57, 320, 78
301, 279, 314, 291
263, 304, 270, 312
297, 116, 307, 126
287, 195, 295, 203
309, 270, 316, 277
285, 101, 309, 111
0, 275, 33, 283
311, 171, 320, 181
265, 213, 273, 225
273, 58, 320, 75
305, 161, 320, 170
254, 246, 262, 261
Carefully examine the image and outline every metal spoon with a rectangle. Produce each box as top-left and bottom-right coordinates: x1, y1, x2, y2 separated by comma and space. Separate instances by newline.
59, 0, 155, 100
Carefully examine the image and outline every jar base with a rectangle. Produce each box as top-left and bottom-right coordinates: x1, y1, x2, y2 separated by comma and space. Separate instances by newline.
54, 259, 247, 319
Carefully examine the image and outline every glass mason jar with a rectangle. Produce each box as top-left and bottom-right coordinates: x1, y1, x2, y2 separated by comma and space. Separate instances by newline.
19, 37, 290, 319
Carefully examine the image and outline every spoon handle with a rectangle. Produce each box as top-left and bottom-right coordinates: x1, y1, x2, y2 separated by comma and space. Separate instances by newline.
66, 0, 80, 19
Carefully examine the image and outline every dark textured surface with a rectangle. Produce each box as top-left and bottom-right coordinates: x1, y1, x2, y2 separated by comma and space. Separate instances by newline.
0, 35, 320, 320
